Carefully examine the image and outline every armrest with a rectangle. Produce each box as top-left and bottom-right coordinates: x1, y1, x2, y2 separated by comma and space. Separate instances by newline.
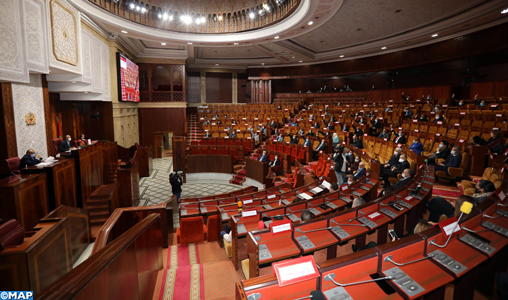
436, 158, 445, 164
448, 167, 464, 178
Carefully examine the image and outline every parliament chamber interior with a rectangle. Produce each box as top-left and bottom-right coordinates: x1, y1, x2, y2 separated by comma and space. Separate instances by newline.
2, 0, 508, 299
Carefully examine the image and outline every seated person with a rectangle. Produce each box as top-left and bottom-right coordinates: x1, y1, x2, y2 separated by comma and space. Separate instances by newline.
403, 107, 413, 119
472, 180, 496, 204
381, 154, 410, 187
432, 146, 462, 175
369, 117, 382, 135
409, 137, 423, 155
76, 134, 88, 147
378, 128, 391, 139
300, 209, 313, 221
19, 149, 44, 167
307, 128, 315, 136
204, 131, 212, 138
303, 137, 311, 147
353, 162, 367, 179
59, 135, 74, 152
313, 137, 327, 159
268, 155, 280, 169
252, 132, 260, 145
258, 151, 269, 162
391, 169, 414, 190
348, 157, 360, 173
393, 129, 406, 144
351, 196, 365, 208
332, 132, 340, 148
351, 134, 363, 149
290, 135, 298, 144
297, 128, 305, 136
343, 174, 357, 186
382, 148, 402, 170
426, 195, 477, 224
229, 130, 237, 138
427, 140, 450, 164
220, 224, 232, 243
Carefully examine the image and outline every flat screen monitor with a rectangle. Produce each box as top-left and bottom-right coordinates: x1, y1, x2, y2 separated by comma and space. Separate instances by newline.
117, 52, 140, 102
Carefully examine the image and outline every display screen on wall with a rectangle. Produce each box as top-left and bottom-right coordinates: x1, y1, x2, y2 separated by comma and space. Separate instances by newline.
117, 53, 140, 102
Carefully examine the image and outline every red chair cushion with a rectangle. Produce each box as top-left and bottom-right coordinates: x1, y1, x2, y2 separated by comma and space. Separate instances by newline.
177, 217, 207, 244
52, 138, 62, 154
0, 220, 25, 249
206, 215, 219, 242
6, 157, 20, 173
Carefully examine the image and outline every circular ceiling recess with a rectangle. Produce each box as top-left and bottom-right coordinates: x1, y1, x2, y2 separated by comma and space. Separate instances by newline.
88, 0, 302, 34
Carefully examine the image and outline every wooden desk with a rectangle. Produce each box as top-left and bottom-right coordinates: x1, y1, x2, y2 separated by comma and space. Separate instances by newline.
246, 158, 270, 187
0, 219, 72, 293
186, 155, 233, 173
293, 218, 339, 260
0, 173, 48, 231
328, 211, 370, 247
137, 144, 153, 177
21, 158, 77, 210
117, 161, 140, 207
320, 249, 404, 300
378, 237, 454, 299
238, 274, 319, 300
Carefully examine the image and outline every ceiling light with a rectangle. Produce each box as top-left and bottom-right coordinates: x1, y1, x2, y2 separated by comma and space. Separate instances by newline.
121, 30, 128, 33
502, 8, 508, 14
381, 46, 387, 49
234, 42, 239, 45
259, 10, 263, 15
432, 33, 438, 37
308, 21, 314, 25
196, 18, 201, 24
299, 60, 303, 63
158, 14, 162, 19
201, 17, 206, 22
72, 81, 76, 83
162, 13, 168, 20
140, 7, 146, 13
261, 63, 265, 65
340, 55, 344, 58
135, 6, 140, 11
292, 56, 295, 58
274, 36, 279, 39
249, 12, 255, 19
129, 3, 134, 9
218, 15, 223, 21
188, 42, 193, 45
169, 15, 173, 21
84, 92, 89, 94
266, 7, 271, 12
161, 42, 166, 45
216, 64, 219, 66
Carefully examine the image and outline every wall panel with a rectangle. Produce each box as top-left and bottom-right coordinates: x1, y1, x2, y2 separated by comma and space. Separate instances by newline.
138, 108, 186, 145
205, 72, 232, 103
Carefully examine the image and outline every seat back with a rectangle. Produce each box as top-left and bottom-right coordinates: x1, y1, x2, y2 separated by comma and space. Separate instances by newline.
423, 140, 434, 152
6, 157, 20, 173
0, 219, 25, 249
206, 215, 220, 242
52, 138, 62, 154
459, 152, 469, 171
482, 167, 494, 180
179, 217, 205, 244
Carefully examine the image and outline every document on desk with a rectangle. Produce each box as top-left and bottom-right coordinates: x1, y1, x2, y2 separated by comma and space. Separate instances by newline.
298, 192, 313, 200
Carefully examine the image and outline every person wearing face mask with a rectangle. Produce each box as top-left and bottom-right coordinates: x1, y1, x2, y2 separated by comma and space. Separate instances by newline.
348, 156, 360, 173
76, 134, 88, 147
458, 100, 465, 106
268, 155, 280, 169
344, 148, 355, 165
303, 137, 311, 147
409, 137, 423, 155
20, 149, 44, 167
404, 108, 413, 119
59, 135, 75, 152
332, 132, 340, 148
381, 154, 410, 187
383, 148, 402, 170
472, 180, 496, 204
418, 114, 428, 122
378, 128, 391, 139
351, 133, 363, 149
343, 174, 356, 186
433, 146, 462, 175
427, 140, 450, 164
353, 162, 366, 179
332, 145, 347, 185
392, 130, 406, 144
390, 169, 414, 190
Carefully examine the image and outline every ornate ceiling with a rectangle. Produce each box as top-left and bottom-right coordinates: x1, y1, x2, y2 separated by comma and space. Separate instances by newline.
144, 0, 274, 14
69, 0, 508, 69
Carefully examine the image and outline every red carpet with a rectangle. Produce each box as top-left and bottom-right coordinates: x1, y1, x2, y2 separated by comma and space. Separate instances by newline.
432, 182, 461, 201
167, 244, 200, 269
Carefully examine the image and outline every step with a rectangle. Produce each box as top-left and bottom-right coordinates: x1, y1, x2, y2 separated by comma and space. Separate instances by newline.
85, 198, 110, 207
85, 204, 110, 212
90, 211, 110, 218
90, 217, 109, 225
89, 184, 116, 198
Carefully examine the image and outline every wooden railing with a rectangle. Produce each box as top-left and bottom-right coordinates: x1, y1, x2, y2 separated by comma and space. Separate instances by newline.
91, 198, 174, 254
37, 213, 163, 300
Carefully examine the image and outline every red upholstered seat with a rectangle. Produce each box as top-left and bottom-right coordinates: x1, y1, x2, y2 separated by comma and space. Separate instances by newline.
200, 148, 210, 155
206, 215, 219, 242
52, 138, 62, 155
207, 139, 216, 146
230, 149, 238, 163
191, 141, 198, 146
226, 140, 234, 146
191, 149, 200, 155
211, 149, 220, 155
176, 217, 207, 244
217, 140, 225, 145
220, 149, 228, 156
199, 140, 207, 145
6, 157, 20, 174
0, 219, 25, 251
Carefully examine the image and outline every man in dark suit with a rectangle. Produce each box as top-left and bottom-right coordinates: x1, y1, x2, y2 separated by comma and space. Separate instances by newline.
391, 169, 414, 190
59, 135, 73, 152
353, 162, 367, 179
19, 149, 43, 168
383, 147, 401, 170
303, 138, 311, 147
204, 131, 212, 138
313, 137, 327, 160
268, 155, 280, 169
404, 108, 413, 119
427, 140, 451, 164
258, 151, 269, 163
369, 117, 382, 135
433, 146, 462, 175
268, 120, 277, 130
290, 135, 298, 144
352, 124, 363, 137
382, 154, 410, 187
393, 130, 406, 144
378, 128, 391, 139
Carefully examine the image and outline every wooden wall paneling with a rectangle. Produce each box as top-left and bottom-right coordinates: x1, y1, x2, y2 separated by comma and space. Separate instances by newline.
138, 108, 186, 146
0, 173, 49, 231
187, 72, 201, 103
102, 141, 118, 185
205, 72, 233, 103
172, 136, 186, 176
0, 82, 18, 160
27, 219, 72, 293
42, 76, 54, 158
237, 73, 250, 103
117, 162, 140, 207
52, 159, 78, 208
493, 80, 506, 97
389, 89, 401, 101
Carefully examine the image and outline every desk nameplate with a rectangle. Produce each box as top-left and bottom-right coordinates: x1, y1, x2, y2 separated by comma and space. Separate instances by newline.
282, 200, 291, 205
181, 210, 187, 215
340, 196, 352, 203
308, 208, 321, 215
352, 191, 363, 197
360, 186, 370, 191
221, 212, 229, 220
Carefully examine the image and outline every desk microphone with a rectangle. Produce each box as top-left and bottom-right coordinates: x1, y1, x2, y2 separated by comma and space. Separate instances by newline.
10, 171, 24, 181
293, 291, 325, 300
425, 159, 428, 172
429, 202, 473, 248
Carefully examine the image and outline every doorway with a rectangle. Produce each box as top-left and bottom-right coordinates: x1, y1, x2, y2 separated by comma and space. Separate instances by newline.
153, 131, 173, 158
